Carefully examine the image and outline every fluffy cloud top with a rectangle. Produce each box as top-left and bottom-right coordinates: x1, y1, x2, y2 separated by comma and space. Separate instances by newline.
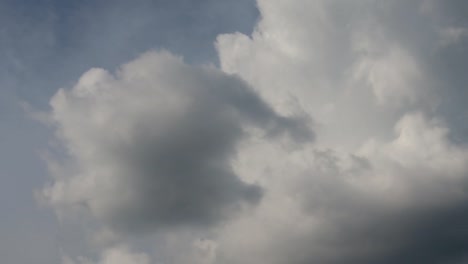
42, 1, 468, 264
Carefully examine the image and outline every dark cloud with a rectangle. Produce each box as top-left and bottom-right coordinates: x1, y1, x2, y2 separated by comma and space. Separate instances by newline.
295, 151, 468, 264
42, 51, 313, 233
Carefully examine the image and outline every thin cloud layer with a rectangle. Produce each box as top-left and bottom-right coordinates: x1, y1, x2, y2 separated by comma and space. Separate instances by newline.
42, 51, 312, 233
42, 1, 468, 264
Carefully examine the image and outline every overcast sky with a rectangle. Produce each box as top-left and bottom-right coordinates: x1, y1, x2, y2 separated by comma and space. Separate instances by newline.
2, 1, 468, 264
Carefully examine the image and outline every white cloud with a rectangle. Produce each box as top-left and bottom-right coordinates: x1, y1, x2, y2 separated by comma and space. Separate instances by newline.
213, 1, 468, 263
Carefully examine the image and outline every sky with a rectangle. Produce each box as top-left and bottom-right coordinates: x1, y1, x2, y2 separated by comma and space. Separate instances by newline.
2, 0, 468, 263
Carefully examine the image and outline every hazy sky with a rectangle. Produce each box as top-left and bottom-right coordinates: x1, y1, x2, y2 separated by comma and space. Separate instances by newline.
3, 1, 468, 264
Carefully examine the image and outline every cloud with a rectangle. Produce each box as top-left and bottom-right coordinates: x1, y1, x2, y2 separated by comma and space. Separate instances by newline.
42, 1, 468, 263
211, 1, 468, 263
212, 114, 468, 264
63, 245, 150, 264
41, 50, 312, 233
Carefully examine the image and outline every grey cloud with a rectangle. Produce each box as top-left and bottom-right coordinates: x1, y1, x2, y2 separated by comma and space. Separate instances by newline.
217, 133, 468, 264
296, 153, 468, 264
0, 0, 260, 263
354, 0, 468, 144
36, 1, 468, 263
42, 51, 313, 233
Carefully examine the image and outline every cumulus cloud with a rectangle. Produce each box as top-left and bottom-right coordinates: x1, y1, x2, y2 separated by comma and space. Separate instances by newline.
43, 0, 468, 263
211, 0, 468, 263
41, 50, 312, 233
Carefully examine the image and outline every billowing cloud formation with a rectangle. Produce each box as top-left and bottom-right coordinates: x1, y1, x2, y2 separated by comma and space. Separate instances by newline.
42, 51, 312, 233
43, 1, 468, 264
211, 1, 468, 263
